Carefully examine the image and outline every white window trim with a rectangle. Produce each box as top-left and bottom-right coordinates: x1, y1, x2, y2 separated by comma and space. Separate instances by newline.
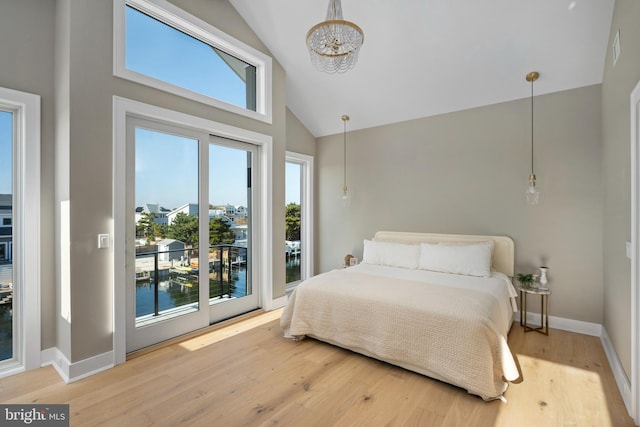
113, 0, 272, 124
630, 78, 640, 425
113, 96, 273, 365
285, 151, 314, 290
0, 87, 41, 377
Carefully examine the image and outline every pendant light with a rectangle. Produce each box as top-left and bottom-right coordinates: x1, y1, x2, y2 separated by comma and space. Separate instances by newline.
525, 71, 540, 205
341, 114, 350, 205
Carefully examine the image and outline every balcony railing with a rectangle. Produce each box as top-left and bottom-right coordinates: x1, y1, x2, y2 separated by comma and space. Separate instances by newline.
135, 244, 248, 320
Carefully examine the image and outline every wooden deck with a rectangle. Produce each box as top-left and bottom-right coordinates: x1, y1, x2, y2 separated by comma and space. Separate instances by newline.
0, 309, 634, 426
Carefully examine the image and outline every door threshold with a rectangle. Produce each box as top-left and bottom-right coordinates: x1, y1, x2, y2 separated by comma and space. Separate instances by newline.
126, 308, 265, 360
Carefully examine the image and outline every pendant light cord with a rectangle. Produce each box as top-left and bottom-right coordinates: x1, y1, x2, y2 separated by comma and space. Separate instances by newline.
530, 78, 534, 175
343, 118, 347, 189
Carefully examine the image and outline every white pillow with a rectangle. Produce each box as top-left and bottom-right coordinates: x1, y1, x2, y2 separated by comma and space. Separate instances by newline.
361, 240, 420, 269
438, 240, 495, 267
418, 242, 492, 278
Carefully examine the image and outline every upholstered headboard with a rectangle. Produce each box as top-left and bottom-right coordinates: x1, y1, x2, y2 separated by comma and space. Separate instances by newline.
373, 231, 515, 277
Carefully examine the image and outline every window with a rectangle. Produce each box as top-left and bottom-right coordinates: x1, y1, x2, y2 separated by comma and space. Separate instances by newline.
125, 5, 256, 111
114, 0, 272, 123
285, 162, 301, 284
285, 152, 314, 290
0, 110, 13, 363
0, 87, 40, 377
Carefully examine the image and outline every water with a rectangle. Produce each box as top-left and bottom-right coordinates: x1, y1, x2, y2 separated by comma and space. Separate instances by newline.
136, 267, 247, 317
286, 257, 301, 284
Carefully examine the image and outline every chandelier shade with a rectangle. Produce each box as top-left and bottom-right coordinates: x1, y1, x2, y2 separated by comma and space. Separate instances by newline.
306, 0, 364, 74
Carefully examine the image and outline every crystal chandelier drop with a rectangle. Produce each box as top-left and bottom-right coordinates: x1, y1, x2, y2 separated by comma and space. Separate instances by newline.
306, 0, 364, 74
525, 71, 541, 205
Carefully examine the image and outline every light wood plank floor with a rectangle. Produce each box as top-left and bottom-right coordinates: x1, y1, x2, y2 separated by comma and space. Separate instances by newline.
0, 309, 634, 427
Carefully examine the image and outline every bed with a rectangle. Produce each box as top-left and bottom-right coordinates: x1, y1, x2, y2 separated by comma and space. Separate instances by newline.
280, 231, 520, 400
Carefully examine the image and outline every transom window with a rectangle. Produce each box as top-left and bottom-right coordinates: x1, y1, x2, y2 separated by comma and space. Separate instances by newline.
114, 0, 272, 123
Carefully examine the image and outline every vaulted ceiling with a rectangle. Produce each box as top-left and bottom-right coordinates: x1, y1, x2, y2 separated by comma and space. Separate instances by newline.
230, 0, 615, 137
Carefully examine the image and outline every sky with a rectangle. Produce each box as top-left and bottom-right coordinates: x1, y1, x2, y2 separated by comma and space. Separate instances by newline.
135, 128, 198, 209
285, 162, 301, 205
135, 127, 301, 208
0, 111, 11, 195
126, 5, 248, 109
135, 128, 255, 209
128, 5, 300, 210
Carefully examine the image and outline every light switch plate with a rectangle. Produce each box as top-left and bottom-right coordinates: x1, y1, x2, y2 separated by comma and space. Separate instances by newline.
626, 240, 631, 259
98, 234, 110, 249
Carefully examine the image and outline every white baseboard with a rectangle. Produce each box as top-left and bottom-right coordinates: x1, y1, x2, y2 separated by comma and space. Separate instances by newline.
600, 327, 632, 415
41, 347, 114, 383
514, 311, 602, 336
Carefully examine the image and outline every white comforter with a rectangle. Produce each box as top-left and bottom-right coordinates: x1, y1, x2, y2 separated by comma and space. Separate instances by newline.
280, 264, 520, 400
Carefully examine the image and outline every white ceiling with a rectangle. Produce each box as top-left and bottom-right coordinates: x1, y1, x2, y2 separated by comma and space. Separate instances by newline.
230, 0, 615, 137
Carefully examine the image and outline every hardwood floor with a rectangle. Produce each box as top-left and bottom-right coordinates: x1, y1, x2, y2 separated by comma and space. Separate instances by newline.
0, 309, 634, 426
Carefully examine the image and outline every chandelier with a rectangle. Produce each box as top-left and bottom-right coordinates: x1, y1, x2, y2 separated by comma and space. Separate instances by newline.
525, 71, 540, 205
306, 0, 364, 74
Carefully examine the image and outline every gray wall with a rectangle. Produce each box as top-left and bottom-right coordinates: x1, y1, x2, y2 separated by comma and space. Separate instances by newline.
602, 0, 640, 378
317, 85, 604, 324
286, 108, 316, 157
0, 0, 57, 351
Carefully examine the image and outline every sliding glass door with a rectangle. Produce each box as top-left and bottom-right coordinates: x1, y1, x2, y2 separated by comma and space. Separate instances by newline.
208, 137, 258, 323
126, 118, 259, 352
127, 119, 205, 352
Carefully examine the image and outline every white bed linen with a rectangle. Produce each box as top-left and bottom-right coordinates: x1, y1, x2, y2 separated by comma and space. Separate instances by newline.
355, 264, 519, 323
280, 264, 520, 400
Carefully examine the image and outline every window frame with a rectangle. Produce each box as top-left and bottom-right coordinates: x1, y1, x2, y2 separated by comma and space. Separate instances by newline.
285, 151, 314, 291
113, 0, 272, 124
0, 87, 41, 378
